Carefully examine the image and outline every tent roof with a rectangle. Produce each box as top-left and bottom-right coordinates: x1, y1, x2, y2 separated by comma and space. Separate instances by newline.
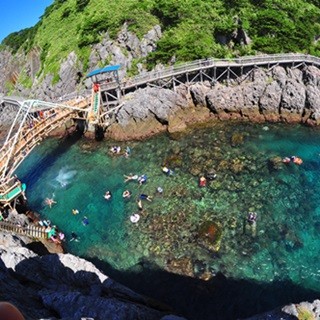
86, 65, 121, 78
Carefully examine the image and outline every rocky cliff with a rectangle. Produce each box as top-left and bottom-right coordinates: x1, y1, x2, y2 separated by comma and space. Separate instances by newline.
0, 231, 187, 320
105, 65, 320, 141
0, 24, 162, 100
1, 229, 319, 320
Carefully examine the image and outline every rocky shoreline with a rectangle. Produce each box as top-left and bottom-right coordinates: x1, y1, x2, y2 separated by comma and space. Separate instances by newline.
105, 65, 320, 141
1, 64, 320, 319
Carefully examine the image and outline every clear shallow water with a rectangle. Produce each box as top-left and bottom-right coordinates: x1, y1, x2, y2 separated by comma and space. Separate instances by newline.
16, 122, 320, 318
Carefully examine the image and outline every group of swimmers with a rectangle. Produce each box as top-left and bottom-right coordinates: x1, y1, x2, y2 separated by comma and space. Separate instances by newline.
123, 173, 148, 185
101, 166, 170, 223
282, 155, 303, 165
38, 219, 65, 244
109, 146, 131, 158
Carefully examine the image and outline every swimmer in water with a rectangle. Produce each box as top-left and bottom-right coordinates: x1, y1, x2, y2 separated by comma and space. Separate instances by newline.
82, 216, 89, 226
70, 231, 80, 242
45, 197, 56, 208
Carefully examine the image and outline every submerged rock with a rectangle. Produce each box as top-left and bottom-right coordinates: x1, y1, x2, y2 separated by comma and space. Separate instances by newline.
198, 221, 223, 252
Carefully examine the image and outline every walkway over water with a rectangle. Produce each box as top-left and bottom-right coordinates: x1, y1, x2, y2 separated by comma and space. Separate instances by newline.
1, 53, 320, 205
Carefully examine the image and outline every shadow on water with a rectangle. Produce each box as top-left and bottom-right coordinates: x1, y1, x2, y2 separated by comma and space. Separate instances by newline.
18, 131, 83, 190
87, 256, 319, 320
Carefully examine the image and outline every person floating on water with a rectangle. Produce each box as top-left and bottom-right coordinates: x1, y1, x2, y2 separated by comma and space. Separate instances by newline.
162, 166, 174, 176
282, 157, 291, 164
156, 186, 163, 194
124, 146, 131, 158
138, 174, 147, 185
139, 194, 153, 202
206, 171, 217, 180
70, 231, 80, 242
72, 209, 79, 215
130, 213, 140, 223
45, 197, 56, 208
123, 190, 132, 199
104, 191, 112, 200
247, 212, 257, 224
291, 156, 303, 165
137, 199, 143, 211
110, 146, 121, 154
199, 176, 207, 187
124, 174, 139, 183
82, 216, 89, 226
282, 156, 303, 165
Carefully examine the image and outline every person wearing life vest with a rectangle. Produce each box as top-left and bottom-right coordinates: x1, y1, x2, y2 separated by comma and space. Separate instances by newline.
291, 156, 303, 165
93, 83, 100, 92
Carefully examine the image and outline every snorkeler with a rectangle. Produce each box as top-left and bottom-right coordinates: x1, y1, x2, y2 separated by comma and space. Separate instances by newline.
124, 146, 131, 158
82, 216, 89, 226
70, 231, 80, 242
138, 174, 147, 185
72, 209, 79, 215
156, 186, 163, 194
291, 156, 303, 165
247, 212, 257, 224
110, 146, 121, 154
282, 157, 291, 164
139, 194, 152, 202
104, 191, 112, 200
162, 166, 174, 176
124, 173, 139, 182
137, 199, 143, 211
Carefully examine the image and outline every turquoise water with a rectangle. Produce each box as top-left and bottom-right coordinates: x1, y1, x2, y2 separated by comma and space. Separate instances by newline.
16, 122, 320, 319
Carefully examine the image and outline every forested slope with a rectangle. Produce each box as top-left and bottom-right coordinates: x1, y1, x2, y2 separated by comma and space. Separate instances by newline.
2, 0, 320, 75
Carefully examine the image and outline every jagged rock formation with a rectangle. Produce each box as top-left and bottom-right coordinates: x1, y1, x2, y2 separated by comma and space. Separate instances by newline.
0, 232, 185, 320
0, 24, 162, 101
105, 65, 320, 141
245, 300, 320, 319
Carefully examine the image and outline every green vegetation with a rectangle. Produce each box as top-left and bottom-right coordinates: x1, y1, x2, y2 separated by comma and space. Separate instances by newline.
297, 306, 316, 320
1, 0, 320, 79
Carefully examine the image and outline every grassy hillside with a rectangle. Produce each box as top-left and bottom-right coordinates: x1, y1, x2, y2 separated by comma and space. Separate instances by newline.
1, 0, 320, 78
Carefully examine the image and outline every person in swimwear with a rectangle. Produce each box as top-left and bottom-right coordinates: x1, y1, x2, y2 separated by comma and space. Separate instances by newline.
104, 191, 112, 200
45, 197, 56, 208
139, 194, 152, 201
124, 173, 139, 182
123, 190, 132, 199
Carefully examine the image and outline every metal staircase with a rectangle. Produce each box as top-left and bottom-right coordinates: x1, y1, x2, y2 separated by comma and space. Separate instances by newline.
0, 220, 48, 239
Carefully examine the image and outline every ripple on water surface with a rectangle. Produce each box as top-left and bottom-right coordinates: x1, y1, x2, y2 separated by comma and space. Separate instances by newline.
16, 122, 320, 293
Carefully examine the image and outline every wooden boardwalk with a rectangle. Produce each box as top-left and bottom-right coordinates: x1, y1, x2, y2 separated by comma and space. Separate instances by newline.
1, 53, 320, 203
98, 53, 320, 94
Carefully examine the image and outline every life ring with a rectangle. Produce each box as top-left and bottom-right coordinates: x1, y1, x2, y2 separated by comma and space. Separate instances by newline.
130, 213, 140, 223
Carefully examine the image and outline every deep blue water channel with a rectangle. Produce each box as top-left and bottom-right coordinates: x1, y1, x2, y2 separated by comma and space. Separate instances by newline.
16, 121, 320, 320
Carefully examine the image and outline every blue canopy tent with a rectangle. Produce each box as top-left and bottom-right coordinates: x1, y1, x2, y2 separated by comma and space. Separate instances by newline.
86, 64, 122, 107
86, 65, 121, 78
86, 65, 121, 85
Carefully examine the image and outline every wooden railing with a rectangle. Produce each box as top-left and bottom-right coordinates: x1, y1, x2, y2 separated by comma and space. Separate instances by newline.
97, 53, 320, 93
